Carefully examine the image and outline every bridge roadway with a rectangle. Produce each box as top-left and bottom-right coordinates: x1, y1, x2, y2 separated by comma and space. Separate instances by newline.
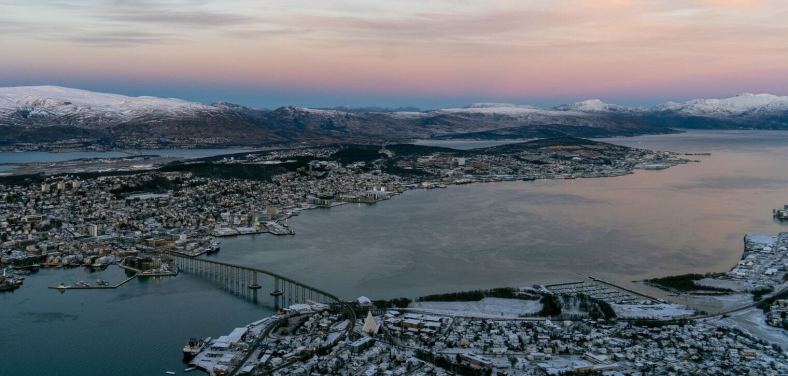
172, 254, 359, 376
171, 254, 345, 306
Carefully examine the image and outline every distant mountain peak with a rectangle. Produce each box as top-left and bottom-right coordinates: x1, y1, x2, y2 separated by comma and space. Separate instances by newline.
318, 105, 422, 113
651, 93, 788, 115
2, 85, 788, 149
467, 103, 539, 109
553, 99, 642, 113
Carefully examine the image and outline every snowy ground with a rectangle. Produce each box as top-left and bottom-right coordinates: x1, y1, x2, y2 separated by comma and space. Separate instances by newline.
408, 297, 542, 318
708, 308, 788, 348
695, 278, 751, 292
611, 303, 695, 319
680, 293, 753, 313
745, 234, 778, 246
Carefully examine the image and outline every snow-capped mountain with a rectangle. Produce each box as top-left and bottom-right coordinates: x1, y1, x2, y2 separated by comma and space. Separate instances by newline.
0, 85, 221, 128
649, 93, 788, 116
553, 99, 644, 114
434, 103, 543, 115
0, 85, 785, 149
0, 86, 280, 147
319, 105, 422, 113
642, 93, 788, 130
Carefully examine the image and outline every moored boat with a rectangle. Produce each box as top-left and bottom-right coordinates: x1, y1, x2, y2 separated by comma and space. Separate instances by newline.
182, 337, 207, 361
205, 242, 220, 255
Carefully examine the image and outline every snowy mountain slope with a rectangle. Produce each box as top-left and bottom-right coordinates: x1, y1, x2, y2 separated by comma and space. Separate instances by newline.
649, 93, 788, 116
1, 85, 785, 148
0, 86, 221, 128
319, 105, 422, 113
642, 93, 788, 130
433, 103, 545, 115
552, 99, 644, 113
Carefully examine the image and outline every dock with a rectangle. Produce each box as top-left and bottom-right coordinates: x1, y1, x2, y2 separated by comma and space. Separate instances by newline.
48, 275, 137, 290
589, 276, 665, 302
118, 261, 178, 277
774, 205, 788, 220
173, 249, 208, 258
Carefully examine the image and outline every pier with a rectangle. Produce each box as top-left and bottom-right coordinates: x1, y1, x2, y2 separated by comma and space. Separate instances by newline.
48, 275, 138, 290
118, 262, 178, 277
589, 276, 665, 302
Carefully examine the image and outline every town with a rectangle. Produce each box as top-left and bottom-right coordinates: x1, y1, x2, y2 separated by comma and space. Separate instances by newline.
0, 138, 690, 279
177, 227, 788, 375
8, 138, 787, 375
182, 281, 787, 376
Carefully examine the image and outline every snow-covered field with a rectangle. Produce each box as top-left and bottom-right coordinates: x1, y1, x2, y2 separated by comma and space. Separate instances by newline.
408, 297, 542, 318
682, 293, 753, 313
695, 278, 751, 292
710, 308, 788, 348
611, 303, 695, 319
745, 234, 778, 246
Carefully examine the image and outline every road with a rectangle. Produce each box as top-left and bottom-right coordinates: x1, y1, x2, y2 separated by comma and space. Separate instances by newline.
228, 317, 286, 376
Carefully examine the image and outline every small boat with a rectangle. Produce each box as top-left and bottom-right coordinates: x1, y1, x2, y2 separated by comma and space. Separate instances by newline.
96, 278, 110, 286
564, 175, 577, 180
166, 372, 175, 375
57, 283, 70, 290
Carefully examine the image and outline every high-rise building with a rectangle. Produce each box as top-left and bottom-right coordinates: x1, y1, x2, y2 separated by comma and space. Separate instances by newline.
88, 224, 99, 238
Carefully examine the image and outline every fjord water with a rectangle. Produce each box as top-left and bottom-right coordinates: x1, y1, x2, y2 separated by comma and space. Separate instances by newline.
2, 130, 788, 375
0, 267, 276, 376
215, 131, 788, 300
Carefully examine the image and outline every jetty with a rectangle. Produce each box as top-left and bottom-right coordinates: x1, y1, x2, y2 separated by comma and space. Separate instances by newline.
48, 275, 137, 290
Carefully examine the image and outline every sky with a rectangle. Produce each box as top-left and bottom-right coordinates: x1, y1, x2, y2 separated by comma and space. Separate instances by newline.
1, 0, 787, 109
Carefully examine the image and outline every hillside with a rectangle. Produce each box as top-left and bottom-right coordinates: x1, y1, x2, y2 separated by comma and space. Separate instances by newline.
1, 86, 786, 149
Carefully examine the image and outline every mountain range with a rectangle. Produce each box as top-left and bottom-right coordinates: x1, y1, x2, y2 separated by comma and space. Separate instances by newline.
1, 86, 787, 149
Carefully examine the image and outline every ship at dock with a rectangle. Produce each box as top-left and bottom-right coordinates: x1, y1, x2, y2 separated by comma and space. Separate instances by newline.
205, 242, 220, 255
775, 205, 788, 220
183, 337, 208, 361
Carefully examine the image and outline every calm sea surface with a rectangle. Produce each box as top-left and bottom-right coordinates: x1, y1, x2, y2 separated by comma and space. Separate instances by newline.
211, 131, 788, 300
0, 266, 276, 375
2, 130, 788, 375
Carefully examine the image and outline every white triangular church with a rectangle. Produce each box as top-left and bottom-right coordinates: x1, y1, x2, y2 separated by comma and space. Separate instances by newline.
362, 311, 381, 334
